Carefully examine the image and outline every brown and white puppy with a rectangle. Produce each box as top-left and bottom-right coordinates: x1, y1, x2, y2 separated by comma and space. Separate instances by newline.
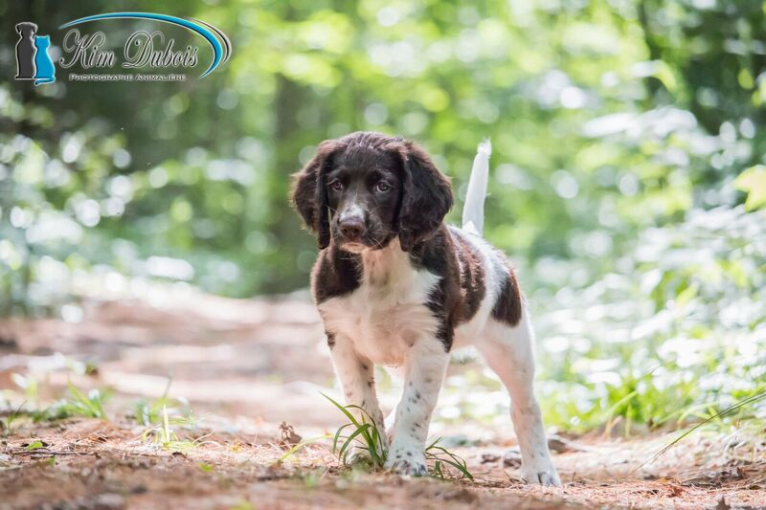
291, 131, 560, 485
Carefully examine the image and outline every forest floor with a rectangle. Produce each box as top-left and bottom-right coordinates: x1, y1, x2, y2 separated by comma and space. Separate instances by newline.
0, 286, 764, 509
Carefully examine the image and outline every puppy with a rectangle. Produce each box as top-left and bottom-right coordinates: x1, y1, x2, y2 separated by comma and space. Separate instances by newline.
291, 132, 560, 485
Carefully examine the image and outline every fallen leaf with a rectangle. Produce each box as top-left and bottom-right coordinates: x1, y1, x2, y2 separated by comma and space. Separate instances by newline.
279, 422, 302, 447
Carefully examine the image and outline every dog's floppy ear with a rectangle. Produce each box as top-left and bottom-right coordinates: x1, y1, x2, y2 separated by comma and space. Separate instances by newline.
290, 140, 339, 249
392, 141, 453, 251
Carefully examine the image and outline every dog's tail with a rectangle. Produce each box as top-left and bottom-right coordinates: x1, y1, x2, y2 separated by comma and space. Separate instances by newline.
461, 139, 491, 236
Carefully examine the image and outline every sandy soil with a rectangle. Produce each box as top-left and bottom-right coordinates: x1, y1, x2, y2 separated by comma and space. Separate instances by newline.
1, 288, 764, 509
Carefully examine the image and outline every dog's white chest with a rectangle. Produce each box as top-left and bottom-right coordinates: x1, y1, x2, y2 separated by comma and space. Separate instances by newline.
319, 262, 440, 366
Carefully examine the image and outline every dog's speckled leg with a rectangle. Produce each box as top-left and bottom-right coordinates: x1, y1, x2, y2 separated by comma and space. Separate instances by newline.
328, 333, 387, 462
476, 314, 561, 486
385, 338, 449, 476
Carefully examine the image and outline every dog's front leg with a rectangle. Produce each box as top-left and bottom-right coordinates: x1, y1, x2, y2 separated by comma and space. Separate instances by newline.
385, 337, 449, 476
328, 333, 387, 461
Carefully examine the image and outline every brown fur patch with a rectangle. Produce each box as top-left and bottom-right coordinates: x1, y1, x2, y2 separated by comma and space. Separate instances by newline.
492, 261, 523, 326
408, 225, 461, 351
311, 245, 361, 304
408, 226, 489, 351
452, 230, 485, 323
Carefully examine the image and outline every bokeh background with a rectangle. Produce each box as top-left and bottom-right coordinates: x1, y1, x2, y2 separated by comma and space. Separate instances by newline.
1, 0, 765, 433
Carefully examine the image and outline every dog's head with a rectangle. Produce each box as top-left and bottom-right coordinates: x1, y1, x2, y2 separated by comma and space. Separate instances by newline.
291, 132, 453, 252
15, 23, 38, 39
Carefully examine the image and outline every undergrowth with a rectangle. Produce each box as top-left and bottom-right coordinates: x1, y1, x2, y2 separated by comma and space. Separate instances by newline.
531, 208, 766, 436
1, 373, 204, 452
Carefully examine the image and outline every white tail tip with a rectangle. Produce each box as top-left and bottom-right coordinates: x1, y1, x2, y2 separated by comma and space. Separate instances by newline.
477, 139, 492, 156
461, 138, 491, 236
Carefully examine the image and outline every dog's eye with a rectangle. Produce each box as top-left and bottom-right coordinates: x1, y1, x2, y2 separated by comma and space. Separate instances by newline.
329, 180, 344, 192
376, 181, 391, 193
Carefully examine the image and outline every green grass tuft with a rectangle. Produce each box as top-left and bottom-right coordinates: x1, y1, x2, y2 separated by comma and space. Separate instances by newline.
32, 381, 110, 421
0, 401, 27, 436
323, 393, 473, 480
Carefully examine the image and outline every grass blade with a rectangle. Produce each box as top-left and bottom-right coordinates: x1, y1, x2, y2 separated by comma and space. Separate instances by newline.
332, 423, 352, 454
278, 434, 331, 463
338, 423, 371, 463
321, 393, 362, 428
425, 441, 473, 481
639, 390, 766, 469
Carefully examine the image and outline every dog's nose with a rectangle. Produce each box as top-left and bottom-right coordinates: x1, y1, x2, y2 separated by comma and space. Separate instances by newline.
339, 218, 364, 241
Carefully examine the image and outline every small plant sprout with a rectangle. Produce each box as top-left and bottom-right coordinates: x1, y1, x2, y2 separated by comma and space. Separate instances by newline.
135, 376, 203, 452
140, 402, 209, 453
142, 405, 189, 451
132, 376, 193, 427
0, 401, 27, 436
323, 393, 473, 480
33, 381, 110, 421
65, 381, 108, 419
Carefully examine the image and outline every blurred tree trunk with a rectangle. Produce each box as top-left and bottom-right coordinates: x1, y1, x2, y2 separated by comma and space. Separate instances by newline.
261, 12, 311, 294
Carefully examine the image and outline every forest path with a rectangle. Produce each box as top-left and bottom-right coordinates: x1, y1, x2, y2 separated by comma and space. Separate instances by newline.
1, 289, 763, 509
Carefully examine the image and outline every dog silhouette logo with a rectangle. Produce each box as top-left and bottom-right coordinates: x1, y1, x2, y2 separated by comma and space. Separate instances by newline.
15, 22, 56, 86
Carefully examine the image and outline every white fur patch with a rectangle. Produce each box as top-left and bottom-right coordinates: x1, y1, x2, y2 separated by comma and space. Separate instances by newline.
319, 239, 440, 367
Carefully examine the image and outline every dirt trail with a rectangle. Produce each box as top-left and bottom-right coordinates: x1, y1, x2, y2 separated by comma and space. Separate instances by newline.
1, 288, 764, 509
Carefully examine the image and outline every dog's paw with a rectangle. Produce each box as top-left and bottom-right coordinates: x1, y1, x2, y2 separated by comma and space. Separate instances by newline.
521, 465, 561, 487
386, 457, 428, 477
385, 447, 427, 477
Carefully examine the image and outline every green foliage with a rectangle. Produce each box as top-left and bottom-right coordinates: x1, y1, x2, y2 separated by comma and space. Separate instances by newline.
1, 0, 764, 437
735, 166, 766, 211
646, 390, 766, 466
2, 0, 763, 308
534, 207, 766, 433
